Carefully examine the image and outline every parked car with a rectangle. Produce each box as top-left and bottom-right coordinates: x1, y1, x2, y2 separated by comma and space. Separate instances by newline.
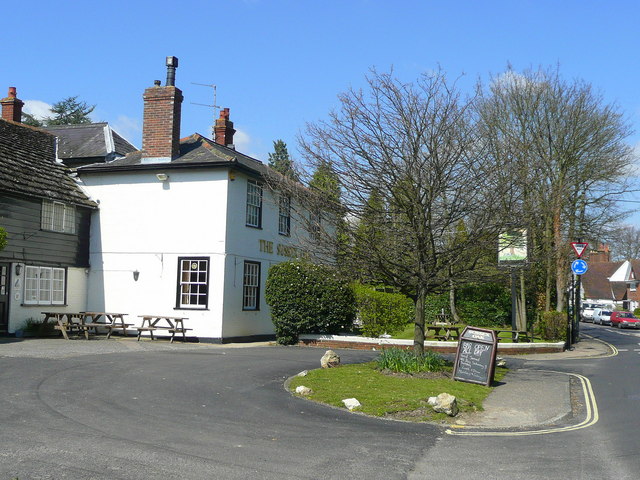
581, 303, 603, 322
610, 311, 640, 329
593, 308, 613, 326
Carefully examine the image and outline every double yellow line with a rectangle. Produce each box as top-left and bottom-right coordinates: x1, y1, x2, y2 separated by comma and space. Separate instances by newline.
445, 371, 598, 437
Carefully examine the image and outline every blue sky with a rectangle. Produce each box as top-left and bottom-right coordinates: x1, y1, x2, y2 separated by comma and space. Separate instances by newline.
5, 1, 640, 221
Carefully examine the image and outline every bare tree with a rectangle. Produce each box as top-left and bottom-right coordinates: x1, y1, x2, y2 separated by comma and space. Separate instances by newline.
477, 66, 635, 312
609, 225, 640, 261
298, 69, 510, 354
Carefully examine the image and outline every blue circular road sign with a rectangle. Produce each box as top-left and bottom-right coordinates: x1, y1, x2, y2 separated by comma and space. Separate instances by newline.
571, 259, 588, 275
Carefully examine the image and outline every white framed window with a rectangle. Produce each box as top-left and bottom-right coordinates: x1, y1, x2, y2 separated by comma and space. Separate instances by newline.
41, 200, 76, 234
242, 261, 261, 311
23, 266, 66, 305
246, 180, 263, 228
278, 195, 291, 236
177, 257, 209, 309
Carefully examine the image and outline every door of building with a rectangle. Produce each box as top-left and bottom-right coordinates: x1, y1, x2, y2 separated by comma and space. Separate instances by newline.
0, 263, 9, 333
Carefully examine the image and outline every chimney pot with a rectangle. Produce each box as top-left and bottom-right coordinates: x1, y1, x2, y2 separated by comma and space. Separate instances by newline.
214, 108, 236, 147
1, 86, 24, 123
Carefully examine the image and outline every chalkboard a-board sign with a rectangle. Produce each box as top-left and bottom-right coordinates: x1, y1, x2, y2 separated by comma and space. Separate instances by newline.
453, 327, 498, 386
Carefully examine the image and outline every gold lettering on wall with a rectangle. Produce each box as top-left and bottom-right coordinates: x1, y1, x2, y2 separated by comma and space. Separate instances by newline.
259, 239, 274, 254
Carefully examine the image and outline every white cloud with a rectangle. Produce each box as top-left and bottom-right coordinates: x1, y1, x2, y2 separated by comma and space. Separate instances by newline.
111, 115, 142, 147
23, 99, 51, 119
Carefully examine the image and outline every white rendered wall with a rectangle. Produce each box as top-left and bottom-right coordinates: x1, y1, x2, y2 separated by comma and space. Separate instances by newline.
8, 265, 88, 333
220, 174, 314, 339
81, 169, 228, 339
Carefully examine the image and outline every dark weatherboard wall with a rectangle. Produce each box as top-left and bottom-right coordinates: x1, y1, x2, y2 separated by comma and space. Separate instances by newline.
0, 192, 91, 267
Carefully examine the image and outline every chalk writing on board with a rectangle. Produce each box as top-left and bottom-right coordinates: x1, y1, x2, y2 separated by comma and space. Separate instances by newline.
453, 327, 497, 386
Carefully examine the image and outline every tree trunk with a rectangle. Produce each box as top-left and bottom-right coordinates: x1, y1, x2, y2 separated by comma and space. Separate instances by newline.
413, 289, 426, 356
449, 278, 460, 324
518, 269, 527, 331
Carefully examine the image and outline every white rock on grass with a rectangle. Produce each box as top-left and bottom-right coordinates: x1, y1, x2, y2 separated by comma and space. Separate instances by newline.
321, 350, 341, 368
427, 392, 459, 417
297, 370, 308, 377
295, 386, 313, 396
342, 398, 361, 411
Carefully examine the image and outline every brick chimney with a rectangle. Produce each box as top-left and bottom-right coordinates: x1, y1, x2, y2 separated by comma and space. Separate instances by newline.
1, 87, 24, 123
214, 108, 236, 148
141, 56, 183, 163
588, 244, 611, 263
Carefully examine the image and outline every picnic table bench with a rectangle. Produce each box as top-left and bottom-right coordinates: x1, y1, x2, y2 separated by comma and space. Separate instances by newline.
426, 324, 461, 341
42, 312, 131, 340
494, 329, 537, 343
137, 315, 191, 343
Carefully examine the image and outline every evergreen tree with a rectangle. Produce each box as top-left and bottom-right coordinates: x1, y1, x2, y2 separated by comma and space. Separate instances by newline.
21, 96, 95, 127
308, 160, 340, 204
268, 140, 299, 181
46, 96, 95, 125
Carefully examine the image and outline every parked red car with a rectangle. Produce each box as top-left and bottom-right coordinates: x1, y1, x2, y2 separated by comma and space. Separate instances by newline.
609, 311, 640, 329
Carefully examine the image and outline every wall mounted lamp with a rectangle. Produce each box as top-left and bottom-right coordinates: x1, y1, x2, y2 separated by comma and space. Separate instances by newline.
133, 270, 140, 281
156, 173, 169, 182
15, 264, 22, 276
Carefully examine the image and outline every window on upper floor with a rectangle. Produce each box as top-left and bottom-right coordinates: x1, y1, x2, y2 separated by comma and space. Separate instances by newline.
177, 257, 209, 309
24, 266, 66, 305
246, 180, 263, 228
242, 261, 261, 311
278, 195, 291, 236
41, 200, 76, 234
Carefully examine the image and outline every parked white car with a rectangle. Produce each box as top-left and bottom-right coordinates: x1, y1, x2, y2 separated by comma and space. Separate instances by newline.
581, 303, 602, 322
593, 308, 613, 326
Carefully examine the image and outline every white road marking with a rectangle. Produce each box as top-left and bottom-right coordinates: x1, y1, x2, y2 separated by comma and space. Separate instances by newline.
446, 371, 598, 437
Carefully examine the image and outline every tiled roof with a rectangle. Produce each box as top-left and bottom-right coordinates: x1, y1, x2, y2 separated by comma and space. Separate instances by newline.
0, 119, 96, 207
78, 133, 270, 177
611, 281, 628, 301
581, 261, 623, 300
45, 123, 137, 161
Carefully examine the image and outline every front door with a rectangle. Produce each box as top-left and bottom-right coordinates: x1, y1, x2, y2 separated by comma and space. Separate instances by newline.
0, 263, 9, 333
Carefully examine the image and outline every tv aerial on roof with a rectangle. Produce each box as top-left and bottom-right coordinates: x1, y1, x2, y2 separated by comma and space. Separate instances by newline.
191, 82, 221, 122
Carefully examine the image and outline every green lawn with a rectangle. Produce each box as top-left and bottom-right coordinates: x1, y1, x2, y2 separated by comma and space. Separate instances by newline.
288, 361, 507, 423
393, 324, 545, 342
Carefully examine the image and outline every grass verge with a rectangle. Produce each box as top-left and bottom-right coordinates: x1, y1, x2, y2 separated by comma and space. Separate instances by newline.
289, 361, 507, 423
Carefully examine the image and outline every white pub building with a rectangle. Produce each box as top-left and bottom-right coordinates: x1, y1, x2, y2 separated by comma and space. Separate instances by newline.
77, 57, 316, 342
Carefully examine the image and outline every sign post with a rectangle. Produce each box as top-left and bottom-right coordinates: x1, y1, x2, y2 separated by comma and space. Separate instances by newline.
569, 241, 588, 347
498, 230, 528, 341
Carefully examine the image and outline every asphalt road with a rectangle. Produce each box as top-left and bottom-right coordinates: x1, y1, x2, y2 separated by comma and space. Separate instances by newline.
410, 322, 640, 480
0, 328, 638, 480
0, 341, 437, 479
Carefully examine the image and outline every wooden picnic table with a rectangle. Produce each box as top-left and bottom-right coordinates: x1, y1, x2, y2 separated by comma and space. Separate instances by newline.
42, 311, 131, 340
426, 324, 461, 341
80, 312, 132, 339
136, 315, 191, 343
493, 329, 534, 343
42, 312, 86, 340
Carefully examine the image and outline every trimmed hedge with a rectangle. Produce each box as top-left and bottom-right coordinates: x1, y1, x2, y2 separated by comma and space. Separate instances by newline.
536, 311, 567, 341
265, 261, 356, 345
353, 284, 414, 337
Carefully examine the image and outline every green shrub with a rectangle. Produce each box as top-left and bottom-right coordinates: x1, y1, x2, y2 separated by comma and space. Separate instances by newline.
0, 226, 6, 251
633, 308, 640, 317
265, 261, 356, 345
22, 318, 56, 337
456, 283, 511, 327
535, 311, 567, 341
376, 347, 447, 373
422, 283, 510, 327
353, 283, 414, 337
